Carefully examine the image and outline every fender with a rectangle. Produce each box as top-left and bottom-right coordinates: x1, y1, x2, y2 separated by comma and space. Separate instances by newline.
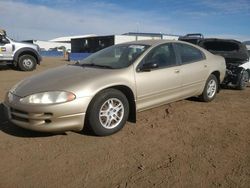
14, 47, 42, 64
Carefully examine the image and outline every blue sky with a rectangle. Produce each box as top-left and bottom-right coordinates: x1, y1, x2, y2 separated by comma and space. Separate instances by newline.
0, 0, 250, 41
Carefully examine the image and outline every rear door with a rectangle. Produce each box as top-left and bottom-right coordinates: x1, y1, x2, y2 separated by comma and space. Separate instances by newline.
173, 43, 208, 96
135, 43, 182, 111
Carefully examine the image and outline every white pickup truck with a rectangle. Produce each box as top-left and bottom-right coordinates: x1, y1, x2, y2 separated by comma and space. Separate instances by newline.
0, 29, 41, 71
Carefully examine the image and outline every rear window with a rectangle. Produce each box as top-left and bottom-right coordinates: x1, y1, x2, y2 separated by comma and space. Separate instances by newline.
175, 43, 205, 64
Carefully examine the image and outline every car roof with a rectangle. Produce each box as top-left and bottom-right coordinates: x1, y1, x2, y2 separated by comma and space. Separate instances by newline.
121, 39, 210, 55
122, 39, 182, 46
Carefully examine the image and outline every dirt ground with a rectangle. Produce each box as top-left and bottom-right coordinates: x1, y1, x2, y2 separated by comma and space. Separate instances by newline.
0, 57, 249, 188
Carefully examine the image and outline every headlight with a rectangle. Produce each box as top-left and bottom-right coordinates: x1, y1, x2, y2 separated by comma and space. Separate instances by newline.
20, 91, 76, 104
7, 92, 14, 102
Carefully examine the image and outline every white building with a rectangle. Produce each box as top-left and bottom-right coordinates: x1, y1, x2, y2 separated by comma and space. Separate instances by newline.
25, 40, 71, 51
69, 33, 180, 61
24, 34, 96, 52
50, 34, 96, 43
71, 33, 179, 53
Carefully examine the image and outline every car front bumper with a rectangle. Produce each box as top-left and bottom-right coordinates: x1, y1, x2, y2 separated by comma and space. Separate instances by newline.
3, 94, 92, 132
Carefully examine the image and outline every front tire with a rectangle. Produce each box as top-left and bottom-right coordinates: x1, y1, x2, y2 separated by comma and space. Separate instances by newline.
18, 55, 37, 71
87, 89, 129, 136
199, 74, 218, 102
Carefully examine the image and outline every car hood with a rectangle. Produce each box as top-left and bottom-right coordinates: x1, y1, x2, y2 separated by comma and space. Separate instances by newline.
11, 40, 39, 50
10, 65, 131, 98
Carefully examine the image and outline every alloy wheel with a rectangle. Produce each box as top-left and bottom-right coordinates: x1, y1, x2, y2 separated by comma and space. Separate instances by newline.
99, 98, 124, 129
207, 79, 217, 98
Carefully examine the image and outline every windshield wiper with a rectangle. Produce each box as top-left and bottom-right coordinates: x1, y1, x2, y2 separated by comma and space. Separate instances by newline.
81, 63, 114, 69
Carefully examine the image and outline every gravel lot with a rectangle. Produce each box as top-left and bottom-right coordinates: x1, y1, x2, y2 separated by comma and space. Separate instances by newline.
0, 57, 250, 188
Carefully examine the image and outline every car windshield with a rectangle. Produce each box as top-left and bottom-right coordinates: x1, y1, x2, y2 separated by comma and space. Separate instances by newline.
80, 44, 149, 69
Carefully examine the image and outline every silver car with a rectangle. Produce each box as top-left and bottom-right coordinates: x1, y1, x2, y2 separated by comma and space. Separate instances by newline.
3, 40, 226, 136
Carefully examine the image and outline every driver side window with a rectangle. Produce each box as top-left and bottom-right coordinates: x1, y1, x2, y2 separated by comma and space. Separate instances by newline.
0, 35, 3, 44
0, 36, 9, 45
143, 43, 176, 68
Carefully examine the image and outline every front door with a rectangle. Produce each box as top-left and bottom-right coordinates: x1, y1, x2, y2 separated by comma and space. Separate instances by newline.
135, 43, 182, 111
0, 37, 13, 60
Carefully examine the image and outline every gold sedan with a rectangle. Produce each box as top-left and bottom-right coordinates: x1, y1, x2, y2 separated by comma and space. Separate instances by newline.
3, 40, 226, 136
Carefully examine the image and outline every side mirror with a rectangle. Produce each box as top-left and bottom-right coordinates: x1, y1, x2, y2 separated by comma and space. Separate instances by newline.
139, 61, 159, 72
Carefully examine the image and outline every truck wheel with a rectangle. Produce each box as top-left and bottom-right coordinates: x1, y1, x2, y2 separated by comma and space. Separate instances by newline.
18, 55, 37, 71
237, 70, 249, 90
87, 89, 129, 136
199, 74, 218, 102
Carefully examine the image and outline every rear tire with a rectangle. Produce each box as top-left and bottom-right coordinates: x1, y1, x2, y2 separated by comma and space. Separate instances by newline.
199, 74, 218, 102
18, 55, 37, 71
87, 89, 129, 136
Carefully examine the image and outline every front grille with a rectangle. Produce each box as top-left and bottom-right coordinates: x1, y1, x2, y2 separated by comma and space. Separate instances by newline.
10, 107, 53, 125
11, 108, 28, 115
12, 114, 29, 122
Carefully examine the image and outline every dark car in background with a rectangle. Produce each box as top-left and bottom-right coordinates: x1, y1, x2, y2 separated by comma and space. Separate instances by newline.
243, 41, 250, 54
179, 34, 250, 90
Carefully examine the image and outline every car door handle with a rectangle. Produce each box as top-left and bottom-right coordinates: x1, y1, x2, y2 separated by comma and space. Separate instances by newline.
174, 69, 180, 73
